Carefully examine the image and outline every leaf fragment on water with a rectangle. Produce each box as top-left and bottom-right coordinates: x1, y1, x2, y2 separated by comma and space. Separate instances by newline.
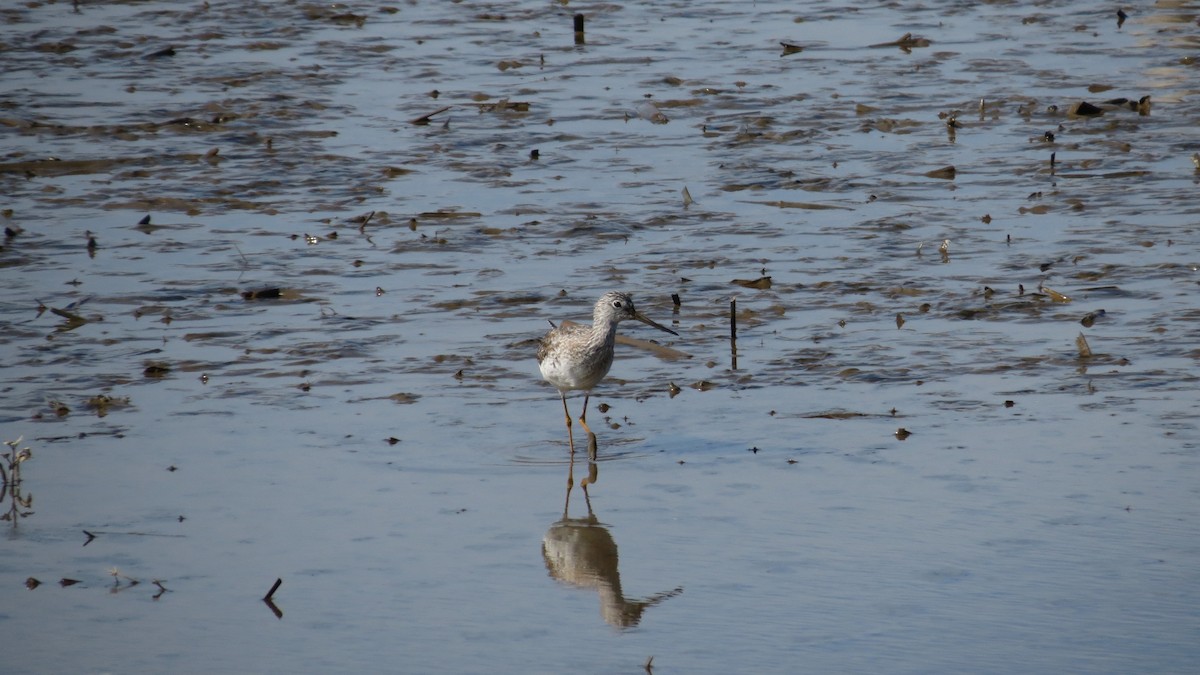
731, 277, 772, 289
924, 165, 956, 180
1042, 286, 1071, 303
635, 101, 669, 124
1076, 332, 1092, 358
744, 200, 851, 210
869, 33, 931, 49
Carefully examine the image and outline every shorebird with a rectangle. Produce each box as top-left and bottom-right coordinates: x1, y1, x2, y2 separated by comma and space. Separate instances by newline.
537, 291, 677, 453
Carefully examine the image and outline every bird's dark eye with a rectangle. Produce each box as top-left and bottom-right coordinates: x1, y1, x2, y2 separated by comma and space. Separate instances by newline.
612, 300, 623, 308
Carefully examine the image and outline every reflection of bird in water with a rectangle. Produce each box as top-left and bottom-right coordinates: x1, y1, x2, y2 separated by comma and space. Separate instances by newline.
542, 457, 683, 629
537, 292, 677, 455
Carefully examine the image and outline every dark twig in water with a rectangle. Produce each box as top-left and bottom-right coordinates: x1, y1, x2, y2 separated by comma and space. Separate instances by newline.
730, 297, 738, 370
264, 577, 282, 602
410, 106, 452, 125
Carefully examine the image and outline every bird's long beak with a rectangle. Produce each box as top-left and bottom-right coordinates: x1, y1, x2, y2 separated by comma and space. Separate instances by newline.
634, 311, 678, 336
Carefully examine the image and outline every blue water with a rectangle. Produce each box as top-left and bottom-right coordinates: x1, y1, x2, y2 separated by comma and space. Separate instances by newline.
1, 1, 1198, 673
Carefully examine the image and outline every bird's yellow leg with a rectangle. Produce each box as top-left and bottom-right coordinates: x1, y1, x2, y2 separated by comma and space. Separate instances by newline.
560, 392, 576, 456
577, 393, 594, 437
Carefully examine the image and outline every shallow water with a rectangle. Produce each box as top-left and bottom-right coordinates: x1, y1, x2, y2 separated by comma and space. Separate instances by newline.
2, 1, 1199, 673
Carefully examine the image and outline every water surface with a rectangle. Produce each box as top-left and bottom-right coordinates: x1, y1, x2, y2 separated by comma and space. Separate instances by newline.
2, 1, 1198, 673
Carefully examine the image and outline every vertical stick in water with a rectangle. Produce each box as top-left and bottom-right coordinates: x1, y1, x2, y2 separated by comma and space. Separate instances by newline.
574, 14, 585, 45
730, 298, 738, 370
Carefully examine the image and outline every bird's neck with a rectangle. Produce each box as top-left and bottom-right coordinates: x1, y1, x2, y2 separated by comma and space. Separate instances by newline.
590, 322, 618, 349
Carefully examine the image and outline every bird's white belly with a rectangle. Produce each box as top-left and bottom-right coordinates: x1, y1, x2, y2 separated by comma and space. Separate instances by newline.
540, 349, 613, 392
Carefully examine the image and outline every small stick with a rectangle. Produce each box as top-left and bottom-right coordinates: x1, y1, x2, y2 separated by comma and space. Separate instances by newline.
410, 106, 452, 125
264, 577, 282, 601
730, 298, 738, 370
574, 14, 585, 45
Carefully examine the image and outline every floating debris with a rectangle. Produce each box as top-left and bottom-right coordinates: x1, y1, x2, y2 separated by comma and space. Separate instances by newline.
1068, 101, 1104, 117
242, 287, 283, 300
44, 297, 94, 330
409, 106, 452, 125
417, 209, 482, 219
779, 41, 806, 56
1041, 286, 1071, 303
1075, 332, 1092, 358
478, 99, 529, 114
143, 363, 171, 378
85, 394, 131, 417
731, 276, 772, 289
143, 46, 176, 60
744, 200, 852, 211
635, 101, 669, 124
869, 33, 931, 50
924, 165, 957, 180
